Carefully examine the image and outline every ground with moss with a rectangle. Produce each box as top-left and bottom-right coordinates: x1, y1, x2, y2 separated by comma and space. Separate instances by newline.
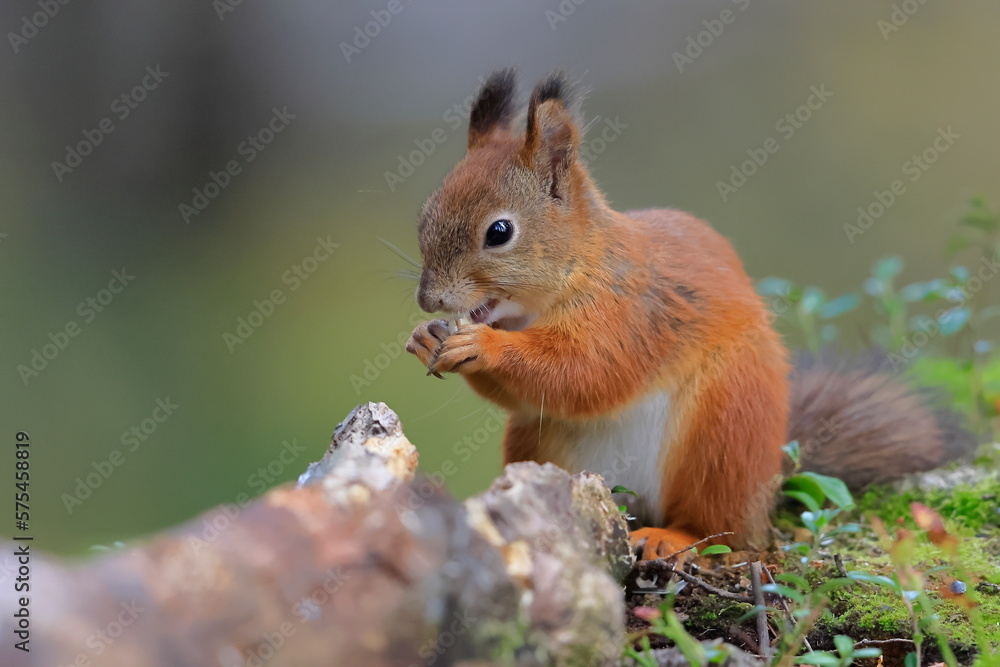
624, 466, 1000, 665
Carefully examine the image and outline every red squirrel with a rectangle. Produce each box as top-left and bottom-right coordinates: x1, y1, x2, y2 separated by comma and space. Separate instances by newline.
404, 69, 974, 559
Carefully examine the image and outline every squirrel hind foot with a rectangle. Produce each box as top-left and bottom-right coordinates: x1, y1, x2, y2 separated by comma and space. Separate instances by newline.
629, 526, 703, 562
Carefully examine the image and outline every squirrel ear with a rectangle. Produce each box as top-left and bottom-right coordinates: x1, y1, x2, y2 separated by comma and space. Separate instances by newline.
523, 72, 579, 201
468, 68, 518, 150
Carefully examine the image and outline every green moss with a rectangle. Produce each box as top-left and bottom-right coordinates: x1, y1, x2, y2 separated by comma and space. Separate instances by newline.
856, 474, 1000, 536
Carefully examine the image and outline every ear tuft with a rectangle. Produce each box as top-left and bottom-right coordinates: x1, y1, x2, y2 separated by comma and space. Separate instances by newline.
524, 70, 574, 150
468, 68, 518, 149
523, 70, 582, 200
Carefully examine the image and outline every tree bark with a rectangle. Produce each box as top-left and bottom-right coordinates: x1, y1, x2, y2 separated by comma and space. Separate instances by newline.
1, 403, 633, 667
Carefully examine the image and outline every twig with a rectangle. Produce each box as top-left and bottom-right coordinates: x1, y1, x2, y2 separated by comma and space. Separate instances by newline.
774, 604, 826, 667
855, 638, 916, 646
834, 553, 848, 578
661, 531, 735, 562
632, 560, 753, 603
728, 624, 760, 655
750, 561, 772, 661
764, 566, 812, 653
674, 569, 754, 604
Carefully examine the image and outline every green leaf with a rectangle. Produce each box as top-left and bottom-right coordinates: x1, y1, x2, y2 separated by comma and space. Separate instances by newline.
958, 201, 999, 232
782, 440, 801, 467
873, 256, 904, 281
848, 570, 900, 591
796, 472, 854, 509
610, 485, 638, 497
775, 572, 810, 591
799, 286, 826, 315
853, 648, 882, 659
833, 635, 854, 658
950, 265, 971, 283
939, 307, 971, 336
904, 651, 918, 667
796, 651, 842, 666
945, 233, 973, 255
819, 293, 860, 319
782, 542, 810, 555
699, 544, 732, 555
900, 281, 934, 303
736, 605, 769, 624
814, 577, 857, 595
761, 583, 804, 602
827, 523, 862, 536
784, 490, 822, 513
757, 277, 794, 297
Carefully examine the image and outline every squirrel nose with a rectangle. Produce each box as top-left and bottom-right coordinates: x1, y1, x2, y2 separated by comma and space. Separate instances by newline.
417, 270, 443, 312
417, 290, 443, 313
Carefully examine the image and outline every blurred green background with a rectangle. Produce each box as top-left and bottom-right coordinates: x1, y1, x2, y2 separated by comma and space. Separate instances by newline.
2, 1, 999, 556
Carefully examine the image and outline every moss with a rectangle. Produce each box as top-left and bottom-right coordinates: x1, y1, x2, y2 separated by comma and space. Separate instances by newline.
856, 474, 1000, 536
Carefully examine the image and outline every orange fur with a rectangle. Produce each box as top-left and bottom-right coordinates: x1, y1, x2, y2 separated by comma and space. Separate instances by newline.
406, 70, 973, 557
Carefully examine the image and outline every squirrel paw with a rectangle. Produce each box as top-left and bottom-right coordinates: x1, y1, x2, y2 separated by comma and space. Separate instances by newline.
629, 527, 703, 562
428, 323, 490, 375
405, 319, 450, 368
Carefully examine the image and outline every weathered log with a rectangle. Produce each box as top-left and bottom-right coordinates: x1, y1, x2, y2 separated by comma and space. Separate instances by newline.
1, 403, 632, 666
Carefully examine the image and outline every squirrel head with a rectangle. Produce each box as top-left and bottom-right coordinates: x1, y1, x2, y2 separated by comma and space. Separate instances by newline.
416, 68, 598, 330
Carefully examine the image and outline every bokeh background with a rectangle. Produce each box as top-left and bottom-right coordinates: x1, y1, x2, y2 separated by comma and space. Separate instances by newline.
2, 1, 999, 555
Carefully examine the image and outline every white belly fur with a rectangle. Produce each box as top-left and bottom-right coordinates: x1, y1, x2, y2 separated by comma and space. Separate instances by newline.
561, 391, 672, 525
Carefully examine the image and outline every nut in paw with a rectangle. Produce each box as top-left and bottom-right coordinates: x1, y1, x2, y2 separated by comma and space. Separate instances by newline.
428, 323, 490, 375
405, 319, 450, 368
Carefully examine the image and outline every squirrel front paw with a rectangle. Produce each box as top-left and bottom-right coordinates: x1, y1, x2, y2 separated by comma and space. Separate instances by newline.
428, 323, 490, 375
405, 319, 450, 368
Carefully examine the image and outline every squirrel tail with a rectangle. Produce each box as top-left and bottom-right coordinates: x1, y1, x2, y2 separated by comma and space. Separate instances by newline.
788, 350, 978, 489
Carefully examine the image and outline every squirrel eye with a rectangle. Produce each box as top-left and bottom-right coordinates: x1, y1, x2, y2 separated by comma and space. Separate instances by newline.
485, 219, 514, 247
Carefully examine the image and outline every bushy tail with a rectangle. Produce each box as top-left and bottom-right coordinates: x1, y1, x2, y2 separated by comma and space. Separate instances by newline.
789, 351, 977, 489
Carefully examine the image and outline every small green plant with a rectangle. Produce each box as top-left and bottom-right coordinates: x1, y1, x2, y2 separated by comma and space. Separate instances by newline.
625, 602, 732, 666
781, 442, 861, 561
795, 635, 882, 667
612, 484, 639, 518
848, 503, 1000, 667
758, 196, 1000, 436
